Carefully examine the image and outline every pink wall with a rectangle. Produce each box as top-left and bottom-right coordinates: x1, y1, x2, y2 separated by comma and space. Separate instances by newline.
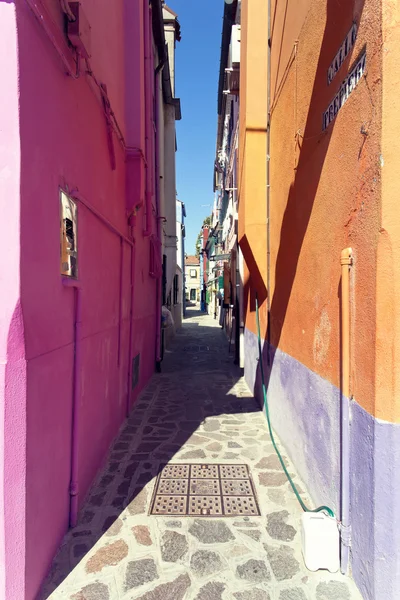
0, 1, 159, 598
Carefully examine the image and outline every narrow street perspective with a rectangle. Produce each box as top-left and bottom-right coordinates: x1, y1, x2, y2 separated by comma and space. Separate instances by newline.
41, 306, 362, 600
2, 0, 400, 599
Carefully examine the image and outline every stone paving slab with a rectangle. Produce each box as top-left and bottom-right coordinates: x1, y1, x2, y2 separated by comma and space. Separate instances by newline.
40, 308, 363, 600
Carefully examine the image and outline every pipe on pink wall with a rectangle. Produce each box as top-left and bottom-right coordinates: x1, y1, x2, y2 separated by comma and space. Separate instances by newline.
143, 0, 153, 237
117, 239, 124, 367
127, 240, 136, 416
155, 69, 162, 365
62, 277, 82, 527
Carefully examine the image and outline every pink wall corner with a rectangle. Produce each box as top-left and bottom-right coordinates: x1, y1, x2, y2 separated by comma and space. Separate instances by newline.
0, 3, 28, 599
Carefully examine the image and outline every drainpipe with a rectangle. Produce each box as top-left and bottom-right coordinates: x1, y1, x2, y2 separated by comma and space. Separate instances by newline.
127, 240, 136, 415
62, 277, 82, 528
143, 0, 153, 237
266, 0, 272, 364
155, 67, 163, 368
340, 247, 353, 574
117, 239, 124, 366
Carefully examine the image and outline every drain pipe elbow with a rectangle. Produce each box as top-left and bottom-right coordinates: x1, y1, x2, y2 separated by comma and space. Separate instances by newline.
340, 247, 353, 575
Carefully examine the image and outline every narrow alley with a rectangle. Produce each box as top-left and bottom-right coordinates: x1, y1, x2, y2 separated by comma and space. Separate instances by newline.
41, 307, 362, 600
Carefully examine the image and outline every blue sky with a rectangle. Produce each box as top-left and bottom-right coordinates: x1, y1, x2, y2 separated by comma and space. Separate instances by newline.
171, 0, 224, 255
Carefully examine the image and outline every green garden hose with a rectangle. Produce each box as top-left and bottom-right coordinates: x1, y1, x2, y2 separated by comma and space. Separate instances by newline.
255, 296, 334, 518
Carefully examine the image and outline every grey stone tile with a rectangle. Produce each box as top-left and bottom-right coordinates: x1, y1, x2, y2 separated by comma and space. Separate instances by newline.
256, 455, 288, 470
134, 574, 191, 600
266, 511, 297, 542
259, 472, 288, 487
316, 581, 351, 600
161, 531, 188, 562
190, 549, 223, 577
125, 558, 158, 590
181, 449, 207, 459
264, 544, 300, 581
236, 559, 271, 583
70, 582, 110, 599
189, 520, 235, 544
194, 581, 225, 600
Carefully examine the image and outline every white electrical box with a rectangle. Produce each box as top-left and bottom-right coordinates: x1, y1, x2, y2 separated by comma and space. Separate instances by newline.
60, 190, 78, 278
301, 512, 340, 573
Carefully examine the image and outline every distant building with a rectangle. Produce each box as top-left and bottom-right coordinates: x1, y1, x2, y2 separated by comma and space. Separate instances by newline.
212, 0, 241, 360
185, 256, 200, 303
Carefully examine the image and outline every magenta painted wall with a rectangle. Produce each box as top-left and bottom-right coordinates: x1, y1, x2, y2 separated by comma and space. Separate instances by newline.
0, 1, 159, 598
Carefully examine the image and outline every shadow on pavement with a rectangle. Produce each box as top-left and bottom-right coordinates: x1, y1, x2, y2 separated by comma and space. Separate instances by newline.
40, 306, 260, 597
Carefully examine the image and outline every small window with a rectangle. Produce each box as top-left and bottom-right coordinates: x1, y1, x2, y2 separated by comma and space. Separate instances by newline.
173, 274, 179, 304
190, 268, 197, 278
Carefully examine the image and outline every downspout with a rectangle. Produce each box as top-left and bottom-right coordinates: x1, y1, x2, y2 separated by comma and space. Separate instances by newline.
340, 248, 353, 574
155, 67, 163, 368
62, 277, 82, 528
143, 0, 153, 237
127, 240, 136, 415
117, 239, 124, 366
266, 0, 272, 365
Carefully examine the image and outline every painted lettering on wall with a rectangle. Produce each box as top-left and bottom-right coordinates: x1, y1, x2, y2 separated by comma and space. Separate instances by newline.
327, 23, 357, 85
322, 52, 366, 131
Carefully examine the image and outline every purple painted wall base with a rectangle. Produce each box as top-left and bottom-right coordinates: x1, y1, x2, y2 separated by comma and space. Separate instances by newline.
244, 327, 400, 600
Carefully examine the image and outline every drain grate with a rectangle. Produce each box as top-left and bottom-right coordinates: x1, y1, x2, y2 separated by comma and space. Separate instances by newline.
190, 479, 220, 495
152, 495, 187, 515
221, 479, 253, 496
158, 478, 189, 495
223, 495, 260, 516
150, 464, 260, 517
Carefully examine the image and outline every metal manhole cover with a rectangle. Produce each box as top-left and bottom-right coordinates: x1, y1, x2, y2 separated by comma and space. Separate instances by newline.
158, 478, 189, 495
152, 495, 187, 515
223, 496, 260, 516
161, 464, 190, 478
220, 465, 248, 479
149, 464, 260, 517
191, 465, 219, 479
189, 495, 223, 516
221, 479, 253, 496
190, 479, 220, 495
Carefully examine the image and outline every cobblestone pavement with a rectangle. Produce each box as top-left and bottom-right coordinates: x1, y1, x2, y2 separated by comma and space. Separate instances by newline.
41, 307, 363, 600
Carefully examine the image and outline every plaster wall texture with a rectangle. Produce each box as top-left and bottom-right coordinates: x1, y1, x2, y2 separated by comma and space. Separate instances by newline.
1, 1, 159, 598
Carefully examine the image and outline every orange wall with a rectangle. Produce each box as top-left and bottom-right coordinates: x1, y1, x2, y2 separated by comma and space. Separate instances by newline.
377, 0, 400, 422
238, 0, 268, 335
239, 0, 400, 422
